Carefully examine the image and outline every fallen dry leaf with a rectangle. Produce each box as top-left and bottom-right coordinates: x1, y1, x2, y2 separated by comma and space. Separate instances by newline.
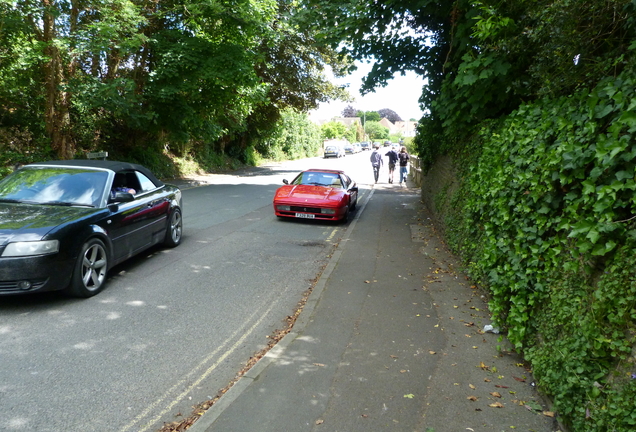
543, 411, 556, 417
467, 396, 478, 401
489, 402, 504, 408
479, 362, 489, 370
429, 350, 436, 355
469, 384, 476, 389
315, 419, 324, 425
513, 376, 526, 382
490, 392, 502, 398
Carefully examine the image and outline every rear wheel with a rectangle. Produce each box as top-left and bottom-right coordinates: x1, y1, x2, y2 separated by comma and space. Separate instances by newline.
66, 238, 108, 298
164, 208, 183, 247
350, 194, 358, 211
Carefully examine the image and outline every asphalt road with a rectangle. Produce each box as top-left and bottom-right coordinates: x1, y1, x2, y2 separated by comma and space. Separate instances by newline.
0, 151, 376, 432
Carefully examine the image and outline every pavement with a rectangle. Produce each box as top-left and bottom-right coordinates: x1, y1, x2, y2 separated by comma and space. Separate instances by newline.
170, 171, 562, 432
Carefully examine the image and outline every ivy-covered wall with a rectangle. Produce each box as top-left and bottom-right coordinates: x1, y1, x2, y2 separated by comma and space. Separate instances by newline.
426, 72, 636, 431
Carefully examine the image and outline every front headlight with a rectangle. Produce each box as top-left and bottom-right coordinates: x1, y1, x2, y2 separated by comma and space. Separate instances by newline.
321, 208, 336, 215
2, 240, 60, 257
276, 205, 291, 211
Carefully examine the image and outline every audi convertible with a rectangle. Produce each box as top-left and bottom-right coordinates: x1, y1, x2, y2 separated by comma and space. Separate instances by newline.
0, 160, 183, 297
273, 169, 358, 222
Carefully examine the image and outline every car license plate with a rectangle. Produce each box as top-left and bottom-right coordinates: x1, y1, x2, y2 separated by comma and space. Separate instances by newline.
295, 213, 315, 219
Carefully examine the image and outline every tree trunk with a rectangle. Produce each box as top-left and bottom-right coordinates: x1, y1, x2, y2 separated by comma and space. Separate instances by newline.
42, 0, 74, 159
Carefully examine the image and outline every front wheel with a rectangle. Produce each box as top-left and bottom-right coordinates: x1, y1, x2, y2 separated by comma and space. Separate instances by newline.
164, 208, 183, 247
340, 205, 350, 224
66, 238, 108, 297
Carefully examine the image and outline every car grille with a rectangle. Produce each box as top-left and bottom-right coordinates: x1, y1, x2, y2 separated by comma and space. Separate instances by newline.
290, 205, 322, 213
0, 279, 48, 292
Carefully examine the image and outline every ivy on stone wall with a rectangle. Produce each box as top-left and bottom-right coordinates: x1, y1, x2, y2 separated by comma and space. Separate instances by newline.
443, 70, 636, 431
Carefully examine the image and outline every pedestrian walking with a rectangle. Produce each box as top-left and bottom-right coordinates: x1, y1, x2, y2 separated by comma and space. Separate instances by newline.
398, 146, 410, 186
370, 144, 384, 183
385, 146, 398, 184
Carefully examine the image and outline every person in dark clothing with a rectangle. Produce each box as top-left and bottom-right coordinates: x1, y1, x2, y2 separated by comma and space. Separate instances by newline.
369, 144, 384, 183
385, 147, 399, 184
398, 146, 410, 186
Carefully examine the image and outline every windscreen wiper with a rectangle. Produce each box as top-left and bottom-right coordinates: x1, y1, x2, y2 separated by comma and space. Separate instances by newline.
41, 201, 95, 208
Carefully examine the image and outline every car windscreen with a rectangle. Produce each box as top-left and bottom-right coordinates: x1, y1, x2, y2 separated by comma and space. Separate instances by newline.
295, 172, 341, 187
0, 166, 109, 207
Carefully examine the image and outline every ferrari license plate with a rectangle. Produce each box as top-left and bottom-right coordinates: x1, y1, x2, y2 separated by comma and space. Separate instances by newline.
295, 213, 315, 219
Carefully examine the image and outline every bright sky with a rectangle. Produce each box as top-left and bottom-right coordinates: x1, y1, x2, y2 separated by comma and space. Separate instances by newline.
309, 62, 427, 122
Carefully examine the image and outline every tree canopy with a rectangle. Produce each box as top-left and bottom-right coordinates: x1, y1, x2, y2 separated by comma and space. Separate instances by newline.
377, 108, 402, 123
355, 110, 380, 125
363, 120, 388, 140
0, 0, 351, 172
341, 105, 358, 117
301, 0, 636, 136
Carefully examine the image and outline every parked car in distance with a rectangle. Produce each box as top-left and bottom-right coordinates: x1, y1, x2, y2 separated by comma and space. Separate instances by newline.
353, 143, 362, 153
344, 143, 355, 155
0, 160, 183, 297
273, 169, 358, 222
360, 142, 370, 151
324, 145, 345, 158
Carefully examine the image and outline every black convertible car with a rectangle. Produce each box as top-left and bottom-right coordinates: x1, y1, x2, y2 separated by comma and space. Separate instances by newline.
0, 160, 183, 297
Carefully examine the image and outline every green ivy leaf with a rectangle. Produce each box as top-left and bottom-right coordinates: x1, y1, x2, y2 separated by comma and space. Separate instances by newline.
595, 103, 614, 118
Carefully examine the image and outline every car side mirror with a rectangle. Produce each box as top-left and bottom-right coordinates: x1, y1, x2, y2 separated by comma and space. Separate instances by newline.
283, 179, 289, 185
350, 186, 358, 193
108, 192, 135, 203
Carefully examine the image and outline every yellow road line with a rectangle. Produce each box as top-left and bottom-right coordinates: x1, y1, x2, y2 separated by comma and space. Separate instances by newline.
326, 228, 338, 243
120, 301, 277, 432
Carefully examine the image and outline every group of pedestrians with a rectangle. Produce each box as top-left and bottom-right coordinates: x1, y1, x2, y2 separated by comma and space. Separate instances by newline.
369, 143, 410, 185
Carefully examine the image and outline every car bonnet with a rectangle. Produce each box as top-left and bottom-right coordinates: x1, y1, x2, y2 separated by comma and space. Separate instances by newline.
275, 184, 344, 202
0, 203, 100, 244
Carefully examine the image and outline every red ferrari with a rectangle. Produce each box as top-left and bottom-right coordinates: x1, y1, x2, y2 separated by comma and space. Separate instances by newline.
273, 169, 359, 222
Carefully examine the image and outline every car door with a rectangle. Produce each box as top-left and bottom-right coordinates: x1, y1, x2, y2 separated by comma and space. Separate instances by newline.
107, 171, 169, 262
133, 171, 171, 245
341, 174, 358, 204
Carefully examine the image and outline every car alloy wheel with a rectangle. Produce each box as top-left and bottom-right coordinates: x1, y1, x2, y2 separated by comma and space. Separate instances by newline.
340, 205, 350, 223
67, 238, 108, 297
164, 208, 182, 247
